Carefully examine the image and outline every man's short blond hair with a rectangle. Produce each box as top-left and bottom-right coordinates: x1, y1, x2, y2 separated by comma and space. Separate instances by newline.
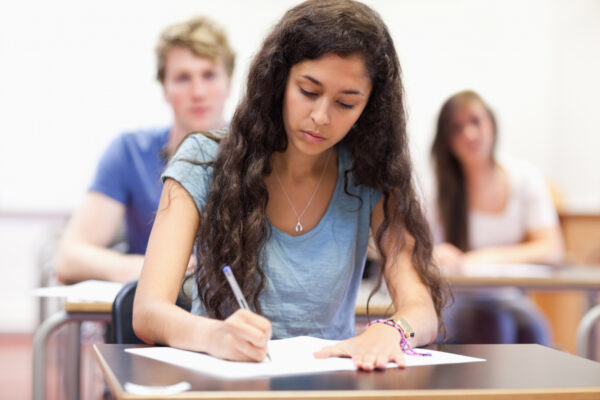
156, 16, 235, 82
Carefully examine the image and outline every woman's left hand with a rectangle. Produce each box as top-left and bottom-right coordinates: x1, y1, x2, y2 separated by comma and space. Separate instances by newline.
313, 323, 405, 370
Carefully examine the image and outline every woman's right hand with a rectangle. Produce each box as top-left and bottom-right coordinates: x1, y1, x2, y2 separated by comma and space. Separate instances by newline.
433, 242, 464, 273
207, 309, 272, 362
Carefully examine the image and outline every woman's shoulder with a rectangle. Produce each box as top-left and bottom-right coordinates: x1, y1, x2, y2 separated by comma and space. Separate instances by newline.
498, 153, 534, 169
174, 130, 226, 163
497, 154, 548, 191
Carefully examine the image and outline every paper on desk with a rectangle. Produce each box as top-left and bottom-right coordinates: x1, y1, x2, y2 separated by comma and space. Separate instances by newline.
31, 280, 123, 303
124, 381, 191, 395
459, 263, 553, 278
126, 336, 484, 379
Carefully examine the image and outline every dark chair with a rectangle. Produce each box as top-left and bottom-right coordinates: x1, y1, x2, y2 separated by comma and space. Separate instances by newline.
110, 280, 192, 344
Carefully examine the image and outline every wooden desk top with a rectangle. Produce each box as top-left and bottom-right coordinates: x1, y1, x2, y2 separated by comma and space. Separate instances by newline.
63, 299, 113, 313
94, 343, 600, 400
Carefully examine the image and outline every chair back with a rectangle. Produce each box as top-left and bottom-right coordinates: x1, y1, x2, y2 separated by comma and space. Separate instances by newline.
111, 280, 192, 344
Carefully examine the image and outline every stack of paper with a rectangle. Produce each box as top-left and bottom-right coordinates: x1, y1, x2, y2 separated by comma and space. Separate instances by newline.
459, 263, 553, 278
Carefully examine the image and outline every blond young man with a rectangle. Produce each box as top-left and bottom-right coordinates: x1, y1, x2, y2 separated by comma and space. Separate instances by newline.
56, 16, 235, 283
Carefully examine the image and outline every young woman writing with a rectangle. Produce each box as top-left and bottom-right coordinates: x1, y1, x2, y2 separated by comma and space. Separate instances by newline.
133, 0, 445, 370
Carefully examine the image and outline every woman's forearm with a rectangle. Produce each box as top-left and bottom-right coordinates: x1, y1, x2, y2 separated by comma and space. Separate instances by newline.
390, 293, 439, 347
133, 295, 218, 351
465, 236, 564, 267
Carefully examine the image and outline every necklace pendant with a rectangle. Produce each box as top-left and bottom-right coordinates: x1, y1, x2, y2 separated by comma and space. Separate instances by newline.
295, 221, 303, 232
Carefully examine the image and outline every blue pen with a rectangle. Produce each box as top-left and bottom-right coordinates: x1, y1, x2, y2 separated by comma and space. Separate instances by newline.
222, 265, 272, 361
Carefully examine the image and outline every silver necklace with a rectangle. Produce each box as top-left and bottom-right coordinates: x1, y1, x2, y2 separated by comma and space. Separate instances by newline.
273, 150, 333, 233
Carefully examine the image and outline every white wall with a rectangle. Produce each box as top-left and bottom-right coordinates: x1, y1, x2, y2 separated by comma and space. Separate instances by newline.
1, 0, 599, 331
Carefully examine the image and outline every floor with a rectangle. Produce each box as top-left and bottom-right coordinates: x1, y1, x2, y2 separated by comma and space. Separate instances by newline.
0, 323, 107, 400
0, 333, 33, 400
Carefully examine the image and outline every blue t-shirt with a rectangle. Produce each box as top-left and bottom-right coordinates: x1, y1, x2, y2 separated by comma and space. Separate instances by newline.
90, 127, 170, 254
162, 133, 382, 340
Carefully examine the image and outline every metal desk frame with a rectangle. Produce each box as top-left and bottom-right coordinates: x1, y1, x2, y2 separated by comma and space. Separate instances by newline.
32, 303, 112, 400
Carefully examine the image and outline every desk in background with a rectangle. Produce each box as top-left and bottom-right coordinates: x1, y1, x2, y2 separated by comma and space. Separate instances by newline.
449, 265, 600, 356
34, 267, 600, 400
95, 343, 600, 399
358, 265, 600, 358
559, 212, 600, 265
358, 265, 600, 311
32, 287, 392, 400
537, 212, 600, 354
32, 299, 112, 400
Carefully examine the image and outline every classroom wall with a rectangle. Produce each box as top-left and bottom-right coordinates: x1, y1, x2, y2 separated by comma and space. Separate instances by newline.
1, 0, 599, 332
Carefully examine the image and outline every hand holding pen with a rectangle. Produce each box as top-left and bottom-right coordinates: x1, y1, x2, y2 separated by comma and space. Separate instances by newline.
222, 266, 273, 362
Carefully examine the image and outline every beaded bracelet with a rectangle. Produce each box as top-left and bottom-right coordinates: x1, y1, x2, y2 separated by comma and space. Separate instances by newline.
366, 319, 431, 357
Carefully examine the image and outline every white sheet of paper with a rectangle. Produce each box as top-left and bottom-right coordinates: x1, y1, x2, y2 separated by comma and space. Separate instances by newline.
124, 381, 191, 395
126, 336, 484, 379
31, 280, 123, 303
459, 263, 553, 278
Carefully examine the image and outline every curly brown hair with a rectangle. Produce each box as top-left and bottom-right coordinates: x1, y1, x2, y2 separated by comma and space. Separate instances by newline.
193, 0, 446, 332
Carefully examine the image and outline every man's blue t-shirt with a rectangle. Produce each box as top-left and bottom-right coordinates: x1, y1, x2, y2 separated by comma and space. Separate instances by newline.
89, 127, 169, 254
